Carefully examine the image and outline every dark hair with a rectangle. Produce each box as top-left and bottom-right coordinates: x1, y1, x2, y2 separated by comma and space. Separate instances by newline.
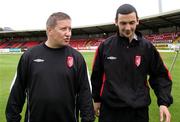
115, 4, 138, 20
46, 12, 71, 28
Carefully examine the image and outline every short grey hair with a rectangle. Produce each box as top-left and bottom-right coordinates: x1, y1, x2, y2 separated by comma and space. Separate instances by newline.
46, 12, 71, 28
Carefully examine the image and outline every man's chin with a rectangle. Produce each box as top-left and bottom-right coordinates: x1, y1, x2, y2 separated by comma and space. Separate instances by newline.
63, 42, 70, 46
123, 35, 131, 39
124, 33, 133, 38
121, 33, 131, 38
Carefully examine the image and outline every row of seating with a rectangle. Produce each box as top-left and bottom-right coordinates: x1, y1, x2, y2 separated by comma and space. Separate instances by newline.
0, 41, 41, 48
69, 38, 103, 49
144, 32, 180, 43
0, 38, 104, 49
0, 32, 179, 49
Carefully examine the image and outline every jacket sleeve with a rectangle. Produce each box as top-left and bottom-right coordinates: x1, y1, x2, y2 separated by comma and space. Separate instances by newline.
5, 53, 28, 122
148, 45, 173, 107
91, 44, 104, 102
77, 55, 95, 122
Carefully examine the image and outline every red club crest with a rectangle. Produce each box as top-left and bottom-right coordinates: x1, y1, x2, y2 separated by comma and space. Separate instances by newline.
135, 55, 141, 67
67, 56, 74, 68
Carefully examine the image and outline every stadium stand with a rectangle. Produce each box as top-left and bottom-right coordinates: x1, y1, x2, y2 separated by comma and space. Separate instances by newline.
69, 38, 104, 50
22, 41, 42, 48
0, 33, 179, 50
144, 32, 177, 43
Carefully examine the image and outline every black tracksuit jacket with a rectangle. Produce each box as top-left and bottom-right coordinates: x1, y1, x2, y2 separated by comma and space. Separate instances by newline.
6, 43, 95, 122
91, 32, 173, 108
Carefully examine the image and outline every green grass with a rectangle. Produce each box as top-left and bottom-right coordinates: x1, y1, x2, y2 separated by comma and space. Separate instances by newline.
0, 52, 180, 122
0, 54, 21, 121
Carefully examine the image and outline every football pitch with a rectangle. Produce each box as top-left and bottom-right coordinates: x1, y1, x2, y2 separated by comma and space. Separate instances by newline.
0, 52, 180, 122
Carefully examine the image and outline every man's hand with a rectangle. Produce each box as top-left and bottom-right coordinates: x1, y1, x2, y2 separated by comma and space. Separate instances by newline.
93, 102, 101, 117
159, 105, 171, 122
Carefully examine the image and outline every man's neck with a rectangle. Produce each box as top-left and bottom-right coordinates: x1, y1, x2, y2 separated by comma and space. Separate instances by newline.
45, 40, 63, 49
119, 33, 137, 43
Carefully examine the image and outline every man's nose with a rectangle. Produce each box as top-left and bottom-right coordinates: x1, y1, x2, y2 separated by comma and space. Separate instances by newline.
65, 29, 71, 37
125, 24, 131, 30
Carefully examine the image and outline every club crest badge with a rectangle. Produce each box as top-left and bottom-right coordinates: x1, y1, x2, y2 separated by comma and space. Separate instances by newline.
67, 56, 74, 68
135, 55, 141, 67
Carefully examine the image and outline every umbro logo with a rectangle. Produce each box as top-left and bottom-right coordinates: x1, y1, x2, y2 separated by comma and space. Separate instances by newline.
33, 59, 45, 62
107, 56, 117, 60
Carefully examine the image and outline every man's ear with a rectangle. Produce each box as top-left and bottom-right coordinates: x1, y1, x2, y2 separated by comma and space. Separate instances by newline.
115, 19, 118, 26
136, 19, 139, 25
47, 27, 53, 35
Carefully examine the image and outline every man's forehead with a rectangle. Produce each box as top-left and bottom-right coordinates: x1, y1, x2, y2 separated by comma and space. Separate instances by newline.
117, 12, 137, 21
117, 12, 136, 17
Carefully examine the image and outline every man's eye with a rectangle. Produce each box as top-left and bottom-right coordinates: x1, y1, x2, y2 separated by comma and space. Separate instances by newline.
130, 21, 135, 25
60, 28, 66, 31
120, 22, 127, 25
